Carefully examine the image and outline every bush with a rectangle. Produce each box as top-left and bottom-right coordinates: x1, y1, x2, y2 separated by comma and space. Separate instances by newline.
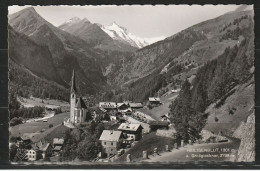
49, 124, 53, 128
9, 117, 23, 126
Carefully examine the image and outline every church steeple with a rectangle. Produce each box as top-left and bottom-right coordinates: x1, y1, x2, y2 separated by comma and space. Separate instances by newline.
71, 69, 77, 93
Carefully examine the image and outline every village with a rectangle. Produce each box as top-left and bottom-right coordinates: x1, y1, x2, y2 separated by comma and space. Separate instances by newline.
9, 70, 228, 163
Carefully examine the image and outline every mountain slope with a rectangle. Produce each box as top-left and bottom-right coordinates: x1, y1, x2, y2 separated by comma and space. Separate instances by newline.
9, 7, 107, 95
8, 25, 65, 86
59, 18, 137, 52
104, 7, 254, 105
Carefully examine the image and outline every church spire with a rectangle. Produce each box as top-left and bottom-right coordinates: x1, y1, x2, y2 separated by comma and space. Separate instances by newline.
71, 69, 77, 93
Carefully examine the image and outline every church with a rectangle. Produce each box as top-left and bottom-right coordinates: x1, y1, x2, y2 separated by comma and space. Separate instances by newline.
70, 70, 88, 124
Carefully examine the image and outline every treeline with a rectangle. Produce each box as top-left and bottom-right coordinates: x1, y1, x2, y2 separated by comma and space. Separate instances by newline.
9, 91, 45, 120
220, 15, 251, 41
124, 70, 167, 102
169, 23, 253, 141
9, 59, 70, 101
191, 29, 253, 112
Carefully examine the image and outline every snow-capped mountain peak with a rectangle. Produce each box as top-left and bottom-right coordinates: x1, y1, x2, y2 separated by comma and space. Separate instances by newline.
100, 22, 150, 48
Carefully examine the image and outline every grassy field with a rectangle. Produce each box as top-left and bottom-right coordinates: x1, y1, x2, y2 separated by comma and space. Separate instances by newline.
18, 96, 70, 112
116, 132, 176, 162
9, 112, 70, 140
205, 78, 254, 136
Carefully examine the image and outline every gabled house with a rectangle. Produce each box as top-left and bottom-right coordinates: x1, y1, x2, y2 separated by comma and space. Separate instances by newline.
118, 123, 143, 141
99, 130, 123, 156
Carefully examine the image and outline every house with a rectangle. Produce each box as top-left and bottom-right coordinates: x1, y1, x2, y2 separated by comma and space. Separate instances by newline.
99, 130, 123, 156
129, 103, 143, 109
26, 149, 38, 161
53, 138, 64, 152
99, 102, 117, 110
118, 123, 143, 141
148, 97, 161, 107
148, 121, 169, 131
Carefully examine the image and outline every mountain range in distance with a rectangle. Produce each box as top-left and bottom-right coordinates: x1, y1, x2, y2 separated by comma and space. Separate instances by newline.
59, 16, 165, 51
8, 5, 253, 97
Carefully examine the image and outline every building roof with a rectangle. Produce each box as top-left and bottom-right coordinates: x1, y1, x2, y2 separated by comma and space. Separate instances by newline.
53, 138, 64, 145
117, 103, 129, 108
75, 97, 87, 109
99, 130, 122, 142
149, 97, 161, 102
148, 120, 169, 126
54, 146, 62, 151
32, 140, 51, 152
118, 123, 143, 132
99, 102, 117, 109
129, 103, 143, 108
71, 69, 77, 93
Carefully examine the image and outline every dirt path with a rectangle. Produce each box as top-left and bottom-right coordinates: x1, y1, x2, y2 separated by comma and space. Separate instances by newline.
143, 137, 240, 162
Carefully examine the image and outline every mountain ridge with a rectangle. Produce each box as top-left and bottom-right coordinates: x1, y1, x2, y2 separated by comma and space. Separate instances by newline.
9, 7, 107, 95
59, 17, 137, 52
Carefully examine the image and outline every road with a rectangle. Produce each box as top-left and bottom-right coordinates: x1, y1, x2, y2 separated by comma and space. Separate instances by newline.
143, 137, 240, 162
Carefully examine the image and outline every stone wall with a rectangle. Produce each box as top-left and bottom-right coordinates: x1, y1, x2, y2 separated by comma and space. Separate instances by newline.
233, 112, 255, 162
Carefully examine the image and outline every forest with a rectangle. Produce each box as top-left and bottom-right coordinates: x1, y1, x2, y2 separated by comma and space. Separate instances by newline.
9, 59, 70, 101
169, 21, 253, 142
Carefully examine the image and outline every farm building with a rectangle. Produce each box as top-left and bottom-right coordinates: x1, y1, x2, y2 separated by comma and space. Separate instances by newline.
99, 130, 123, 156
148, 97, 161, 107
118, 123, 143, 141
129, 103, 143, 109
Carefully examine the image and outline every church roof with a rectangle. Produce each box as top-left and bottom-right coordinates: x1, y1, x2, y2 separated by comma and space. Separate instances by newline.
75, 97, 87, 109
71, 70, 77, 93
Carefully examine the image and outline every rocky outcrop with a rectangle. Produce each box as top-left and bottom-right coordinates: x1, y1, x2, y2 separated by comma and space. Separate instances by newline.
233, 112, 255, 162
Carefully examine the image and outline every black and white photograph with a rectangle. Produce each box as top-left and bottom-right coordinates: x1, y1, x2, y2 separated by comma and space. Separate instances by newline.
8, 5, 255, 164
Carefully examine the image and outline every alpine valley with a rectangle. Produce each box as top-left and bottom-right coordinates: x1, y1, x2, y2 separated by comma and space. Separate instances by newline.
9, 5, 255, 162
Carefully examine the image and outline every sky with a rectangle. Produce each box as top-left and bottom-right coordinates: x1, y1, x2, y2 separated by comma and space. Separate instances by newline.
9, 5, 240, 39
